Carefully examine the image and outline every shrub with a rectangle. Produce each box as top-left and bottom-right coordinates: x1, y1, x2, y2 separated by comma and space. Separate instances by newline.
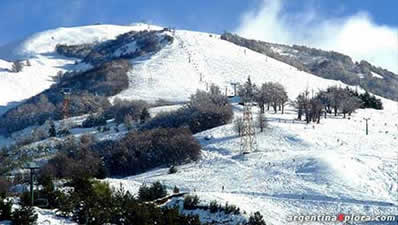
102, 128, 201, 176
247, 211, 266, 225
144, 85, 233, 133
183, 195, 200, 210
138, 181, 167, 202
108, 99, 148, 124
11, 206, 38, 225
82, 113, 107, 128
45, 136, 105, 180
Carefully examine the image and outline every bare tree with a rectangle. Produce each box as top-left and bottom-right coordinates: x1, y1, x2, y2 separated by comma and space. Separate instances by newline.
340, 96, 362, 118
255, 83, 270, 113
326, 86, 345, 116
292, 90, 311, 122
255, 82, 288, 114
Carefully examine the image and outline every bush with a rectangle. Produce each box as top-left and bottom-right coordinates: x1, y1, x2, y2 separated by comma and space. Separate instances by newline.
138, 181, 167, 202
247, 211, 266, 225
101, 128, 201, 176
144, 85, 233, 133
45, 136, 105, 180
183, 195, 200, 210
107, 98, 148, 124
11, 206, 38, 225
82, 113, 107, 128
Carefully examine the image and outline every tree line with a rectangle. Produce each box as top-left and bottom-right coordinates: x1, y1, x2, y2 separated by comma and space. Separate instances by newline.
292, 86, 383, 124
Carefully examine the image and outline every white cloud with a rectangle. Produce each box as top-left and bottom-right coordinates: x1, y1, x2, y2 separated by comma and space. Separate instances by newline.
235, 0, 398, 73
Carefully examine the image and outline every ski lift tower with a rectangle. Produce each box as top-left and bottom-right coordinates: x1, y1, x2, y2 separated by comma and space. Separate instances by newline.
230, 82, 239, 97
24, 162, 40, 206
240, 102, 257, 154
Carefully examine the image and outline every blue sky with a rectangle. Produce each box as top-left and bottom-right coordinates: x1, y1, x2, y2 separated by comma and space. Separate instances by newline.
0, 0, 396, 45
0, 0, 397, 72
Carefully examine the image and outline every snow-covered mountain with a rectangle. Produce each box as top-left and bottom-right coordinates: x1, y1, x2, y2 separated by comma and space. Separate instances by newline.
0, 24, 397, 224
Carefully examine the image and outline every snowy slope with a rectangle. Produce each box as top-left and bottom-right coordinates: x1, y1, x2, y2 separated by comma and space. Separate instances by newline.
107, 102, 398, 225
0, 24, 161, 116
1, 24, 397, 224
114, 30, 353, 103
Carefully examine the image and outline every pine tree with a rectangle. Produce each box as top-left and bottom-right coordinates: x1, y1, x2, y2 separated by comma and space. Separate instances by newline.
49, 120, 56, 137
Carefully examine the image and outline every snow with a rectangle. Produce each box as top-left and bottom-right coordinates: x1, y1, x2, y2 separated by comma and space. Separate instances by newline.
0, 24, 149, 59
107, 103, 398, 225
0, 24, 163, 116
371, 71, 384, 79
1, 24, 398, 224
114, 30, 357, 103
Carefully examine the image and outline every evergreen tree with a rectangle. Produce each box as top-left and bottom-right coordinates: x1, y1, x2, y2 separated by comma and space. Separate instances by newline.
48, 120, 56, 137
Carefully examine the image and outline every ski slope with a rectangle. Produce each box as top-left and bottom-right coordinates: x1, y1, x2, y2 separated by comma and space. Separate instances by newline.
115, 29, 355, 103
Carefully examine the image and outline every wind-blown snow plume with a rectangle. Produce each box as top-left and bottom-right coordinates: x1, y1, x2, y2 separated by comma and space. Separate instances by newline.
235, 0, 398, 73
